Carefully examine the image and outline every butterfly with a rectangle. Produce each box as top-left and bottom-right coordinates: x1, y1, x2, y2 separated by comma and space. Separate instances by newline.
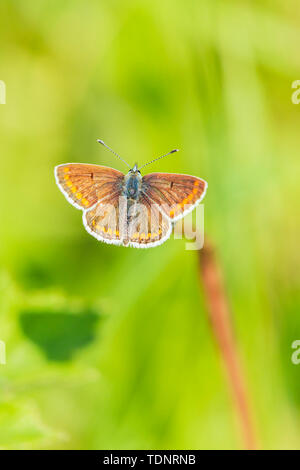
55, 140, 207, 248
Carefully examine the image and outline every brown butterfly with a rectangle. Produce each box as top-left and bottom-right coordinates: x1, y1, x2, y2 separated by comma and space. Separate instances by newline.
55, 140, 207, 248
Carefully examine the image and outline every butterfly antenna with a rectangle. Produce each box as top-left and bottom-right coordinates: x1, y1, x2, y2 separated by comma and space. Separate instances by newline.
138, 149, 179, 170
97, 139, 131, 169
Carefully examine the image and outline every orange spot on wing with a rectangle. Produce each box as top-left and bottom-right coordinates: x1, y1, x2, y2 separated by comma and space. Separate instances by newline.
82, 198, 89, 207
64, 167, 69, 173
76, 192, 83, 200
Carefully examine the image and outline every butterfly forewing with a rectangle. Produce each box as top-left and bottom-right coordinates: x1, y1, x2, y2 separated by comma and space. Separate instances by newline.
142, 172, 207, 221
55, 163, 124, 210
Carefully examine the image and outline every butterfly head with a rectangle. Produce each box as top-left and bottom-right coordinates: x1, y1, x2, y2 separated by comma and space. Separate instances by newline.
129, 163, 140, 174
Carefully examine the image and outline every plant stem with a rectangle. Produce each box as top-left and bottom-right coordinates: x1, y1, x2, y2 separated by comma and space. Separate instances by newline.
199, 239, 258, 450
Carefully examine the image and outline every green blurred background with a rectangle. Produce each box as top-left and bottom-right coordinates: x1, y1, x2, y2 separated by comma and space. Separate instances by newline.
0, 0, 299, 449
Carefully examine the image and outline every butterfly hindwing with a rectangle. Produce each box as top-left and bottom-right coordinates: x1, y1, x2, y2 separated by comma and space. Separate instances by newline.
55, 163, 124, 210
142, 172, 207, 221
83, 192, 171, 248
82, 191, 124, 245
124, 193, 172, 248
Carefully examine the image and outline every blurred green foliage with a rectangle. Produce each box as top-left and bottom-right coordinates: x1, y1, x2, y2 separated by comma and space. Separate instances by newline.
0, 0, 299, 449
20, 309, 99, 361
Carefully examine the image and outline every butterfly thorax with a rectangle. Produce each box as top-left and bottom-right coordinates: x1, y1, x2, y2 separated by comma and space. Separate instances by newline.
123, 169, 142, 201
